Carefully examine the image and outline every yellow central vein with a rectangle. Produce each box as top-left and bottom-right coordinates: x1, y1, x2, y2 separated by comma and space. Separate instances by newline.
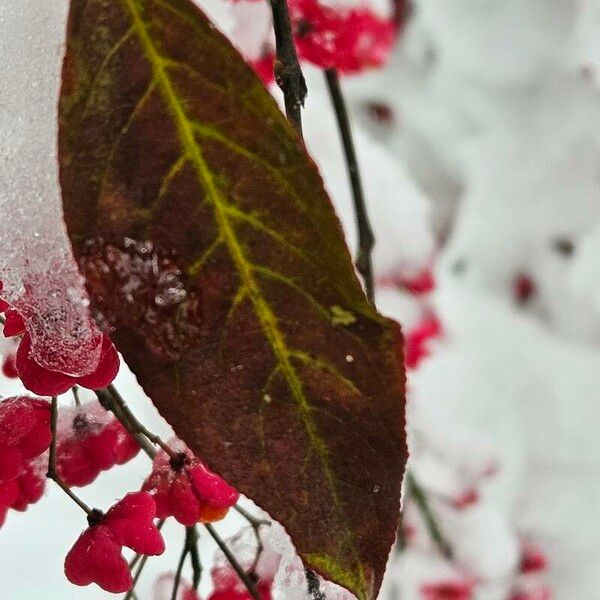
122, 0, 338, 494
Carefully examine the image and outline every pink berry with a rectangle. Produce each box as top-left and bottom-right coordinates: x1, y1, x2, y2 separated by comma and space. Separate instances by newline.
76, 334, 120, 389
290, 0, 395, 73
142, 440, 239, 526
0, 397, 51, 477
405, 315, 442, 369
421, 580, 474, 600
2, 354, 18, 379
57, 405, 140, 487
0, 479, 19, 527
103, 491, 165, 556
64, 525, 133, 593
16, 333, 119, 396
11, 461, 46, 512
519, 541, 548, 574
2, 309, 25, 337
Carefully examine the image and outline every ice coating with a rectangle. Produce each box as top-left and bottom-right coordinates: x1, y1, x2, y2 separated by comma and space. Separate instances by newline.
0, 0, 102, 376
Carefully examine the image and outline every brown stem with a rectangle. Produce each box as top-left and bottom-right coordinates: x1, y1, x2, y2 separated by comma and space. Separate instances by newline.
96, 388, 157, 459
324, 68, 375, 302
269, 0, 307, 133
205, 523, 261, 600
46, 396, 94, 515
107, 384, 176, 458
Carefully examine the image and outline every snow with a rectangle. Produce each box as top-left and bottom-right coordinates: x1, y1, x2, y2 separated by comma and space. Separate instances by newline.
0, 0, 102, 377
2, 0, 600, 598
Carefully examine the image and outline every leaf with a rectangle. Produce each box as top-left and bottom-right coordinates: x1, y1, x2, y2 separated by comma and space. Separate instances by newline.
58, 1, 407, 597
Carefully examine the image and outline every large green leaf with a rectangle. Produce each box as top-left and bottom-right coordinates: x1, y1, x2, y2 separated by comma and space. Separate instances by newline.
59, 1, 406, 597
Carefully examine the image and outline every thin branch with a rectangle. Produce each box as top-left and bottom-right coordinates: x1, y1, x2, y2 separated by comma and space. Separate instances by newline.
234, 504, 271, 575
324, 68, 375, 302
405, 472, 452, 559
188, 527, 202, 590
124, 554, 149, 600
171, 529, 190, 600
47, 396, 94, 515
205, 523, 261, 600
107, 384, 177, 458
269, 0, 307, 133
72, 385, 81, 406
323, 68, 450, 560
305, 568, 326, 600
96, 388, 157, 459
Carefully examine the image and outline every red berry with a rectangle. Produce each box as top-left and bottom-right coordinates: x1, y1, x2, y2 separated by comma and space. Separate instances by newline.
142, 440, 239, 526
11, 461, 46, 512
2, 354, 18, 379
188, 461, 240, 509
104, 492, 165, 556
452, 489, 479, 510
3, 308, 25, 337
16, 333, 76, 395
514, 273, 536, 305
251, 53, 275, 85
18, 398, 52, 459
0, 396, 51, 476
421, 580, 474, 600
64, 525, 133, 593
57, 403, 140, 487
76, 334, 120, 390
0, 447, 24, 481
0, 479, 19, 527
405, 315, 442, 369
0, 396, 36, 447
0, 280, 10, 313
519, 541, 548, 574
290, 0, 395, 73
16, 333, 119, 396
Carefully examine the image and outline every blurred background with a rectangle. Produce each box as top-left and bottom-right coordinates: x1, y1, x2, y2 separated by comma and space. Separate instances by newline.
3, 0, 600, 598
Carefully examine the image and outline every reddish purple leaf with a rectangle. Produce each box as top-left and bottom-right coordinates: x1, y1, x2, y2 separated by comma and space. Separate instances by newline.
58, 1, 407, 597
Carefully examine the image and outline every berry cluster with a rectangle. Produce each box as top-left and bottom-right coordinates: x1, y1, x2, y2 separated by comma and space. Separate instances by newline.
56, 401, 139, 487
0, 396, 51, 526
143, 439, 240, 526
65, 492, 165, 593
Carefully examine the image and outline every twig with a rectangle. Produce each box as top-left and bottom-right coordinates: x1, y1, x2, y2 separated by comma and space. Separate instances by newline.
205, 523, 261, 600
96, 388, 157, 459
324, 68, 375, 302
269, 0, 307, 133
305, 567, 326, 600
47, 396, 94, 515
234, 504, 270, 575
72, 385, 81, 406
124, 554, 150, 600
323, 69, 450, 559
405, 472, 452, 559
108, 384, 177, 458
188, 527, 202, 590
171, 529, 190, 600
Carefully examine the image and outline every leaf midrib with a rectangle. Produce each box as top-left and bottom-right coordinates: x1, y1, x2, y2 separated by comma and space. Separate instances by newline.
120, 3, 364, 584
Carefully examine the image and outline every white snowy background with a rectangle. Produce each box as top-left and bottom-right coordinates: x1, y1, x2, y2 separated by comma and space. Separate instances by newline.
1, 0, 600, 598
